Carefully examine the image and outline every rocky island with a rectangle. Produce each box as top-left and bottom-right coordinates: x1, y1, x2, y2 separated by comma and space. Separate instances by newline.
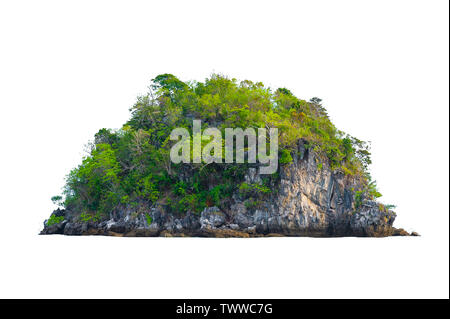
41, 74, 415, 237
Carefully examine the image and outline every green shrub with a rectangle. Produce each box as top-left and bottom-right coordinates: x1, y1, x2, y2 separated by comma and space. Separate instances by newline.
46, 215, 64, 226
279, 149, 293, 165
354, 190, 364, 209
368, 181, 382, 199
79, 212, 100, 223
145, 213, 153, 225
244, 199, 262, 209
239, 182, 271, 198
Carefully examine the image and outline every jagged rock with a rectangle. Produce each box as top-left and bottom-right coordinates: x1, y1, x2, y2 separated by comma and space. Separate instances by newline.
41, 220, 67, 235
200, 207, 226, 229
245, 168, 261, 184
63, 222, 82, 235
52, 208, 65, 217
108, 221, 126, 234
392, 228, 412, 236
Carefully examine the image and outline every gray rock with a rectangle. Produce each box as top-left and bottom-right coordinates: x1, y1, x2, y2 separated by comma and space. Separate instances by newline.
108, 221, 126, 233
200, 207, 226, 229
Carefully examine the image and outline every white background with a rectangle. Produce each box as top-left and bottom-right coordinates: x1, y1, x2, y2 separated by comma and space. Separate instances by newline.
0, 0, 448, 298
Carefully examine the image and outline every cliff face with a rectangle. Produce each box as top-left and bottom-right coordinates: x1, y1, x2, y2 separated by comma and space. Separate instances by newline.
41, 140, 410, 237
229, 139, 397, 237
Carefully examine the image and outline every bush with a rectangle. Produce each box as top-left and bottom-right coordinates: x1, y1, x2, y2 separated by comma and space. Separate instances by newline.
79, 212, 100, 223
145, 213, 153, 225
279, 149, 293, 165
46, 214, 64, 226
239, 182, 271, 199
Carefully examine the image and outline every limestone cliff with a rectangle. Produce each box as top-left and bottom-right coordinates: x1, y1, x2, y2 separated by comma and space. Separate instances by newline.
41, 139, 413, 237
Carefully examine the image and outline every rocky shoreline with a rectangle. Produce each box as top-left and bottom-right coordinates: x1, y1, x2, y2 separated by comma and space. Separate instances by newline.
40, 214, 416, 237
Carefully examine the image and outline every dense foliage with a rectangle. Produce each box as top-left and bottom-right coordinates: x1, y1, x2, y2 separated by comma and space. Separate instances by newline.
55, 74, 379, 220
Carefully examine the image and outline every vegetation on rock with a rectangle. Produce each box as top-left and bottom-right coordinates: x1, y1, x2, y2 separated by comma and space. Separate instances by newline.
52, 74, 383, 221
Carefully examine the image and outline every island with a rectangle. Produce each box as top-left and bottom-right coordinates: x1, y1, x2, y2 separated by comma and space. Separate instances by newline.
41, 74, 417, 237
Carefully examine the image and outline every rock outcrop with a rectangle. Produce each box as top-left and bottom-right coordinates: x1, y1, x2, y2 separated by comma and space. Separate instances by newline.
41, 140, 413, 237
